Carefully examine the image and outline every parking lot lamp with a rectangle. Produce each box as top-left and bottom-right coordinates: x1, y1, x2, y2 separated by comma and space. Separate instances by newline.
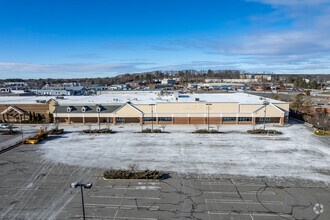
263, 100, 270, 130
206, 104, 212, 131
149, 104, 155, 131
70, 182, 92, 220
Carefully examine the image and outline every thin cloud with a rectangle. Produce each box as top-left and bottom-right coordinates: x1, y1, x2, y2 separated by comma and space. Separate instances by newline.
67, 53, 106, 59
0, 62, 151, 78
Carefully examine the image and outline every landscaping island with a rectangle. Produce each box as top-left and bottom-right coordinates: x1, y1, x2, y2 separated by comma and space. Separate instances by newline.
103, 169, 165, 180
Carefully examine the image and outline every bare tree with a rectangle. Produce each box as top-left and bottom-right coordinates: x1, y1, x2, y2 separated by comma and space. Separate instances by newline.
194, 124, 199, 131
129, 163, 139, 172
160, 125, 167, 132
54, 120, 59, 131
8, 124, 14, 134
87, 124, 92, 134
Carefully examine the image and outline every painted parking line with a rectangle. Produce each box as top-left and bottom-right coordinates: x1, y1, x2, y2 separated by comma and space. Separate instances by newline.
203, 191, 275, 195
103, 186, 161, 190
205, 199, 283, 205
93, 186, 160, 190
85, 203, 159, 210
76, 215, 157, 220
208, 211, 294, 219
316, 192, 330, 197
90, 195, 161, 200
202, 182, 265, 187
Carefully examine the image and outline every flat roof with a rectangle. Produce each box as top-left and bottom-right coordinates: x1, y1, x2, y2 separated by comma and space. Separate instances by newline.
0, 92, 287, 105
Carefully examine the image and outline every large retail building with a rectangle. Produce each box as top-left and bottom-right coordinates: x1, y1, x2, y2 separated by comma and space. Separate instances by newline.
0, 92, 289, 125
52, 92, 289, 125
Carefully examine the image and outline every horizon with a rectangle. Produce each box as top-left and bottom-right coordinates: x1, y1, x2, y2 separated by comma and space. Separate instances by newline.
1, 0, 330, 78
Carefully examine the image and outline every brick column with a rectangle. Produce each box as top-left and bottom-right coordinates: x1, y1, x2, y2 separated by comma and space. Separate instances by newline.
280, 117, 284, 125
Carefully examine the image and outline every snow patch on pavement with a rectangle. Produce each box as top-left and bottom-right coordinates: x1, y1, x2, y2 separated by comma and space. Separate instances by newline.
37, 124, 330, 183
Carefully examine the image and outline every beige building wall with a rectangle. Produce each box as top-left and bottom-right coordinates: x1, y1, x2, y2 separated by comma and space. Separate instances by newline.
253, 105, 284, 117
239, 104, 263, 113
114, 104, 142, 117
274, 103, 289, 112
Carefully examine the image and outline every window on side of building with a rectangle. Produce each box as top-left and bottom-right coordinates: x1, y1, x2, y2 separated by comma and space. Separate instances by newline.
259, 117, 271, 123
116, 117, 125, 122
143, 117, 157, 122
158, 117, 172, 122
222, 117, 236, 122
238, 117, 252, 122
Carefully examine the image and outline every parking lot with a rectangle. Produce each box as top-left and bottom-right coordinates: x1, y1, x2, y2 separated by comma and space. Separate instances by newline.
0, 136, 329, 220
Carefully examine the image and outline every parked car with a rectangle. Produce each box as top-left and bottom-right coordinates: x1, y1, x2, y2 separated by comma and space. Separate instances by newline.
0, 124, 10, 129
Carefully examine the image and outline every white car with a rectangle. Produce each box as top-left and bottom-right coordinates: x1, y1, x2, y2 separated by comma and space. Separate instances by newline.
0, 124, 10, 129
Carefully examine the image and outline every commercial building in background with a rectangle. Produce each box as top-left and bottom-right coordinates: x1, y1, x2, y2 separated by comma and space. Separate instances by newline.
34, 86, 86, 96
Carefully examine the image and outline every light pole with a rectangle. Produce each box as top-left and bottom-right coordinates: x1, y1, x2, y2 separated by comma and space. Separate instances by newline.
149, 104, 155, 131
263, 100, 269, 130
70, 182, 92, 220
53, 103, 59, 130
206, 104, 212, 131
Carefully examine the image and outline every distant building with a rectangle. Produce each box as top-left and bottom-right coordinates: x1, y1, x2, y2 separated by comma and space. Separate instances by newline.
108, 84, 130, 90
161, 79, 176, 85
34, 86, 86, 96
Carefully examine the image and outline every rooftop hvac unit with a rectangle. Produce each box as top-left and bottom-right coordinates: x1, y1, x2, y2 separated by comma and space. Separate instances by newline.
96, 106, 102, 112
81, 106, 87, 112
67, 107, 72, 112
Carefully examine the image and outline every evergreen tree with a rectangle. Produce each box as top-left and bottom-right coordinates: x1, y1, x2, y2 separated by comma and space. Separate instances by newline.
48, 112, 54, 123
32, 112, 36, 122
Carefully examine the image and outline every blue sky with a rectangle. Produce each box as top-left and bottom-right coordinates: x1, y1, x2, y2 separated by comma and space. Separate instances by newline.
0, 0, 329, 79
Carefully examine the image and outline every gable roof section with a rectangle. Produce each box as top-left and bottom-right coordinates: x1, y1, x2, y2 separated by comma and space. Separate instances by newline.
112, 102, 143, 115
253, 103, 284, 115
1, 106, 26, 115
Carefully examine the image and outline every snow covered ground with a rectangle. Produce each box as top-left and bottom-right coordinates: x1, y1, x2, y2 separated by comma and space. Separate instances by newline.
37, 123, 330, 183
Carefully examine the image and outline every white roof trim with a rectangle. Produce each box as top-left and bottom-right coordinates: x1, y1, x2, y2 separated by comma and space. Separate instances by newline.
270, 103, 285, 114
253, 105, 266, 114
1, 106, 24, 115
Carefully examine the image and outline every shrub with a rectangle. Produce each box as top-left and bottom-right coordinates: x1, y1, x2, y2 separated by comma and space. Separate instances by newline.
83, 128, 115, 134
48, 128, 64, 135
247, 129, 282, 134
193, 129, 221, 133
314, 130, 330, 136
140, 128, 165, 133
103, 169, 164, 180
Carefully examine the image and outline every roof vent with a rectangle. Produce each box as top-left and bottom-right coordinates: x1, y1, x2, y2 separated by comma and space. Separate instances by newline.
195, 98, 200, 102
67, 106, 72, 112
82, 106, 87, 113
96, 106, 102, 112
